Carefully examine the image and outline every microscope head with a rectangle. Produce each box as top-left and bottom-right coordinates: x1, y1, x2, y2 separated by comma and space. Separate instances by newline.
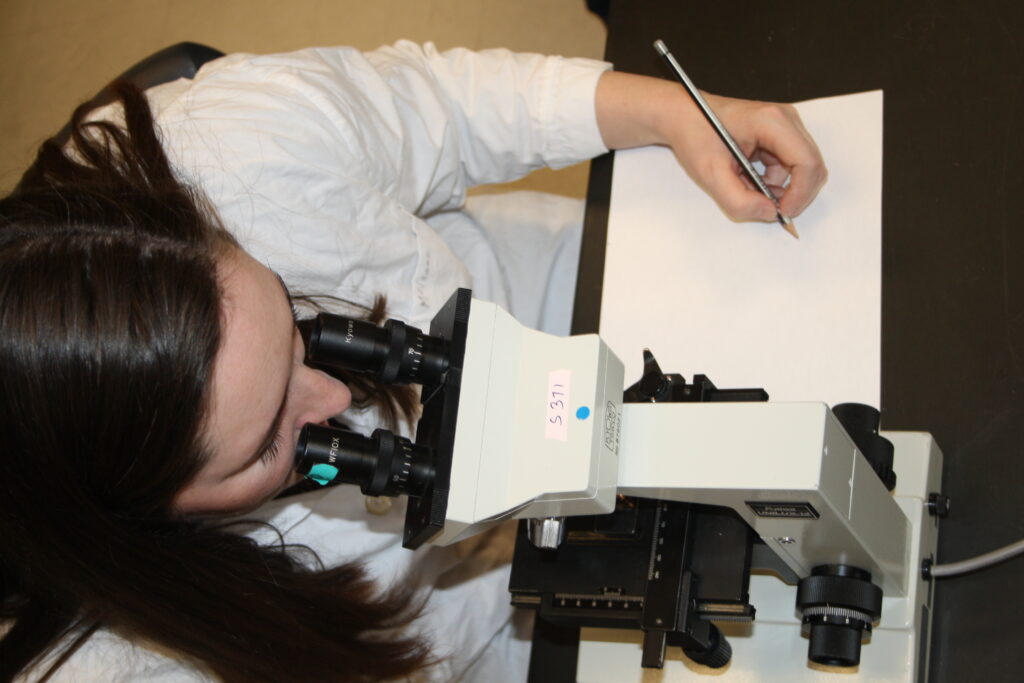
293, 289, 625, 547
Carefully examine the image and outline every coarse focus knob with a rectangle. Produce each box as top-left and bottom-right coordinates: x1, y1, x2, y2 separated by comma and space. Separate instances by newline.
795, 565, 883, 668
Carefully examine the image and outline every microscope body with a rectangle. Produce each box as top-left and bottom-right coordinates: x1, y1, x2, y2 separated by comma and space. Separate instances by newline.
432, 297, 624, 545
426, 295, 941, 682
438, 299, 911, 585
300, 290, 942, 681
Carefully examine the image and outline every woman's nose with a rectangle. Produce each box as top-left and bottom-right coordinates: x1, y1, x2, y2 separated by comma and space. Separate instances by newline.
293, 366, 351, 427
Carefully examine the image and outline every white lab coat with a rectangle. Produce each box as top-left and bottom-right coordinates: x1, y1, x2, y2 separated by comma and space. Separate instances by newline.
27, 42, 610, 681
151, 40, 608, 335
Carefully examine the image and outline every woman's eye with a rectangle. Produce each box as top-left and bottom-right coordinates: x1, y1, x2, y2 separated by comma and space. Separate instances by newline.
258, 433, 284, 465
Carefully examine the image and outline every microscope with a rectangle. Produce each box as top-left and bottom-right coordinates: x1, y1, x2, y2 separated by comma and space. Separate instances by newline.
294, 289, 944, 682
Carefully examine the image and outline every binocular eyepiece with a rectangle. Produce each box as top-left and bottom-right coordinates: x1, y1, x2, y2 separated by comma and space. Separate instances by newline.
294, 312, 450, 497
294, 424, 434, 498
309, 314, 450, 386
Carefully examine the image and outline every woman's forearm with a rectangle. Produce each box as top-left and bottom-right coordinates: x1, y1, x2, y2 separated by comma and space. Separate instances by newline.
594, 70, 827, 222
595, 70, 690, 150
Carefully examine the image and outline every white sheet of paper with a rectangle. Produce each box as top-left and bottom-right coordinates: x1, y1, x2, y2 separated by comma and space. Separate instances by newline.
598, 90, 882, 407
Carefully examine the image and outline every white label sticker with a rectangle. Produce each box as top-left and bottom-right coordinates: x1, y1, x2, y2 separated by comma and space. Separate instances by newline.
545, 369, 571, 441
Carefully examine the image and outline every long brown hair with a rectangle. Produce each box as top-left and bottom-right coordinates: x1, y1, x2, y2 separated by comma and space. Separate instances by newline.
0, 82, 430, 681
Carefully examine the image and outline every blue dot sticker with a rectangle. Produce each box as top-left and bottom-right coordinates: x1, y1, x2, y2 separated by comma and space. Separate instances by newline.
576, 406, 591, 420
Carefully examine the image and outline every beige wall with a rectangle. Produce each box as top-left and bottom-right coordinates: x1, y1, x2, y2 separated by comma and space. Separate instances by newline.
0, 0, 606, 194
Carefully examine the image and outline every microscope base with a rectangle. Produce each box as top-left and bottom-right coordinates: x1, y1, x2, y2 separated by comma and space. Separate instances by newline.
571, 431, 941, 682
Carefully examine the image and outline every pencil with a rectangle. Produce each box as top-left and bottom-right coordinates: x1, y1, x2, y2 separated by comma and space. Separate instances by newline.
653, 39, 799, 239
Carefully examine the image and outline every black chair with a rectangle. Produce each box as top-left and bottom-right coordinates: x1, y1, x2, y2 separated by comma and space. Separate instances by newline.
55, 41, 224, 145
585, 0, 610, 25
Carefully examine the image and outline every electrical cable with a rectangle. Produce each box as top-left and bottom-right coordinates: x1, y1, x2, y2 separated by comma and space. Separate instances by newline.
929, 538, 1024, 578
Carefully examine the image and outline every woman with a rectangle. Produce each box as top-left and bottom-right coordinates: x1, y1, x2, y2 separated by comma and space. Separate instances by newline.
0, 42, 826, 681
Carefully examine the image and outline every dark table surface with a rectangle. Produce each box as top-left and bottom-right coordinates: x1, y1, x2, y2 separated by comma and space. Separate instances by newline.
573, 2, 1024, 681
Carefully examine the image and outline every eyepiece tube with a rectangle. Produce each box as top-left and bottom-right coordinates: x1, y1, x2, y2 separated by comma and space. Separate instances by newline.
294, 423, 434, 498
309, 314, 450, 386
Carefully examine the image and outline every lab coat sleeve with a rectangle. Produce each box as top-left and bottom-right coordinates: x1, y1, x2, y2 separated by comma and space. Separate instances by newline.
359, 41, 611, 213
147, 43, 608, 327
163, 42, 610, 218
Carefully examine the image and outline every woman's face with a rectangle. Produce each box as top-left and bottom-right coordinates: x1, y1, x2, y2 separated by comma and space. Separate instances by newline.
174, 247, 352, 515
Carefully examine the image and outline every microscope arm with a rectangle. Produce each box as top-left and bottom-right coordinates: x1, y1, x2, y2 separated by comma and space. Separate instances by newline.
616, 401, 911, 596
430, 298, 909, 597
